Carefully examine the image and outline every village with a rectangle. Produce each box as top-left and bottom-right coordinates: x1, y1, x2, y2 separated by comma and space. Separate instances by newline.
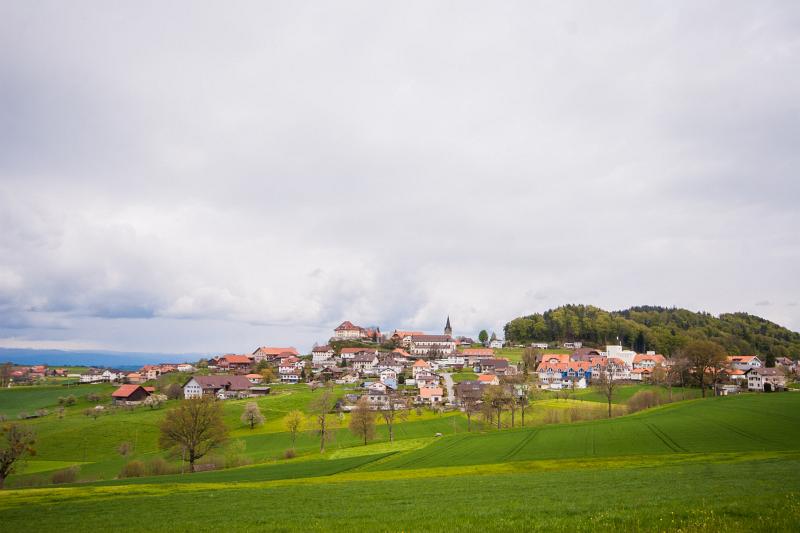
3, 317, 795, 413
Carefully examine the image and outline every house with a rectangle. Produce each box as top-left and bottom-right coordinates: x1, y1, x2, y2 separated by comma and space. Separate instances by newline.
176, 363, 195, 373
140, 365, 162, 381
563, 342, 583, 349
312, 345, 335, 363
477, 374, 499, 386
80, 370, 104, 383
462, 348, 495, 359
183, 375, 253, 399
353, 353, 379, 373
728, 355, 763, 371
279, 356, 303, 374
415, 372, 439, 387
571, 348, 603, 361
418, 386, 444, 404
218, 355, 253, 373
253, 346, 299, 363
412, 359, 433, 379
746, 367, 786, 392
367, 381, 387, 394
111, 384, 151, 405
632, 353, 666, 370
489, 339, 504, 349
340, 347, 377, 361
245, 373, 263, 384
334, 321, 366, 340
126, 372, 143, 384
366, 390, 390, 409
531, 342, 549, 349
281, 369, 303, 384
474, 358, 511, 375
391, 330, 426, 348
409, 335, 456, 357
454, 380, 485, 405
101, 370, 120, 382
380, 368, 398, 384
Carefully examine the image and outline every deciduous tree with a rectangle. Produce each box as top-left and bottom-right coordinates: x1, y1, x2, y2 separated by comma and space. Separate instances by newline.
240, 402, 264, 429
158, 397, 228, 472
0, 423, 36, 489
379, 393, 408, 443
349, 396, 376, 445
309, 386, 337, 453
593, 370, 618, 418
478, 330, 489, 345
284, 410, 303, 448
682, 340, 727, 397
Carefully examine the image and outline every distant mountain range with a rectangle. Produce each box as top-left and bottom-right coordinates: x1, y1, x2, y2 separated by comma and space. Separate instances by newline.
0, 348, 206, 369
504, 305, 800, 362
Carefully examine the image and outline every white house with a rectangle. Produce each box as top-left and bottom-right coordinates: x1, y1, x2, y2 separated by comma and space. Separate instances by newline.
412, 359, 432, 379
312, 345, 336, 364
176, 364, 195, 372
746, 367, 786, 392
353, 353, 379, 373
603, 346, 637, 367
728, 355, 763, 371
409, 335, 456, 357
489, 339, 504, 349
379, 369, 397, 384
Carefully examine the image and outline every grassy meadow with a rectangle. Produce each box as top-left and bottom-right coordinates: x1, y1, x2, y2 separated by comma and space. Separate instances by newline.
1, 381, 799, 531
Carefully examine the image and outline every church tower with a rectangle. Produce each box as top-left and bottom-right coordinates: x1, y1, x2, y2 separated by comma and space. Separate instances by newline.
444, 316, 452, 336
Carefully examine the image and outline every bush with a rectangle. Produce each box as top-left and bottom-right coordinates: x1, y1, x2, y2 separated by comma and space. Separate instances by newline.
118, 441, 132, 456
283, 448, 297, 459
119, 460, 146, 478
86, 393, 101, 403
165, 383, 183, 400
51, 466, 80, 484
627, 389, 663, 413
146, 457, 177, 476
64, 395, 77, 406
543, 409, 563, 424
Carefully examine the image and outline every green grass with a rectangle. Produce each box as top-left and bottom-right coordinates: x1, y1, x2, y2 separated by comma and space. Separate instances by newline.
1, 393, 799, 530
450, 371, 477, 383
548, 384, 702, 404
1, 453, 798, 531
0, 383, 116, 417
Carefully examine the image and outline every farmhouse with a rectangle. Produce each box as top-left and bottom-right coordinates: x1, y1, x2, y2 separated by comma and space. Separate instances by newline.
746, 367, 786, 392
183, 375, 253, 399
218, 355, 253, 373
418, 386, 444, 404
111, 384, 151, 405
352, 352, 379, 373
253, 346, 299, 363
454, 380, 485, 405
312, 345, 335, 363
412, 359, 433, 379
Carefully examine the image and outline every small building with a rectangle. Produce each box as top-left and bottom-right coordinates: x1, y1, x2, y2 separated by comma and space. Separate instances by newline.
746, 367, 786, 392
183, 375, 253, 399
111, 385, 151, 405
418, 386, 444, 404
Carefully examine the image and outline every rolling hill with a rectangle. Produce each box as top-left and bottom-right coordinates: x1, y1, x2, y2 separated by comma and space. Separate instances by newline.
504, 304, 800, 361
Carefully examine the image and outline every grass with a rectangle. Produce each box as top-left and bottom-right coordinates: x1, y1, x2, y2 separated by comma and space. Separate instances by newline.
3, 385, 800, 531
0, 453, 797, 531
547, 384, 703, 404
450, 371, 477, 382
0, 383, 116, 417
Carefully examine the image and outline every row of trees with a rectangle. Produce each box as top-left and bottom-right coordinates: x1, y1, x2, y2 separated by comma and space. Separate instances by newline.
504, 304, 800, 361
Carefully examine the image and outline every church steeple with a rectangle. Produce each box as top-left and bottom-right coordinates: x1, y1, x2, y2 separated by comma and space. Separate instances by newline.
444, 315, 452, 336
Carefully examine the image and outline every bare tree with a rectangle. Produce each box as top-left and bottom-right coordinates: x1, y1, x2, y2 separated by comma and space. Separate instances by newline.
593, 369, 618, 418
349, 396, 376, 445
309, 385, 337, 453
241, 402, 265, 430
682, 340, 728, 398
0, 423, 36, 489
0, 362, 11, 388
158, 397, 228, 472
463, 397, 481, 432
482, 385, 511, 430
284, 410, 303, 448
521, 348, 541, 377
380, 392, 408, 443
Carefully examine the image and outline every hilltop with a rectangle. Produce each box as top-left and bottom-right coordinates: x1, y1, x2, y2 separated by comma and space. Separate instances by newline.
504, 304, 800, 361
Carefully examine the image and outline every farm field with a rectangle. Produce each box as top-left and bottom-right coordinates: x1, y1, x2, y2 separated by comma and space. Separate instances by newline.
1, 393, 799, 531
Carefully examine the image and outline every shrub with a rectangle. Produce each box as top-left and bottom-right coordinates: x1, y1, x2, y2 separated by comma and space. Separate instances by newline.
86, 393, 101, 403
627, 389, 663, 413
64, 395, 77, 406
283, 448, 297, 459
165, 383, 183, 400
543, 409, 563, 424
51, 466, 80, 484
118, 441, 132, 456
146, 457, 177, 476
119, 460, 146, 478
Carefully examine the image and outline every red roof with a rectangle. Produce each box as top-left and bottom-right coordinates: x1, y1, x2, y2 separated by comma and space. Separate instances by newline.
335, 321, 360, 331
223, 355, 253, 364
112, 385, 149, 398
463, 348, 494, 357
254, 346, 299, 356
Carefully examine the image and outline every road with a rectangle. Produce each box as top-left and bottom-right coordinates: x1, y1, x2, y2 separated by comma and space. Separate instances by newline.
442, 372, 455, 405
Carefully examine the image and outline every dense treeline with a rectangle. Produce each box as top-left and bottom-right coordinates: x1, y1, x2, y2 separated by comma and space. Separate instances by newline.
504, 305, 800, 362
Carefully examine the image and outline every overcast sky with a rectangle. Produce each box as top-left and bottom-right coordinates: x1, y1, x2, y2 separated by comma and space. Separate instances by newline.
1, 1, 798, 355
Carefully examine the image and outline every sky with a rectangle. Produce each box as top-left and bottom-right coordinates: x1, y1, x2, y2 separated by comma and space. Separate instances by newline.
1, 1, 799, 355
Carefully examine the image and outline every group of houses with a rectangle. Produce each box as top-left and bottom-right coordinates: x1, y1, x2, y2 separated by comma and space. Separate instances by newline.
535, 346, 795, 392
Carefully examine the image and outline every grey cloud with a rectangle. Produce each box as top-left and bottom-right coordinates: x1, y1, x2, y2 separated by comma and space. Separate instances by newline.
0, 1, 799, 352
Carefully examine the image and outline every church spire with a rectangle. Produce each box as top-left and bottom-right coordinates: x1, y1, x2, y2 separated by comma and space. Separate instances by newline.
444, 315, 452, 336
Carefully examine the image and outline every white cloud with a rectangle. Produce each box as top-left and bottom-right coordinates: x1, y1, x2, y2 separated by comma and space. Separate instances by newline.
0, 1, 798, 352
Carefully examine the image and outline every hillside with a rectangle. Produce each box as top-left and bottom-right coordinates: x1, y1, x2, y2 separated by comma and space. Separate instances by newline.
504, 304, 800, 361
1, 394, 799, 531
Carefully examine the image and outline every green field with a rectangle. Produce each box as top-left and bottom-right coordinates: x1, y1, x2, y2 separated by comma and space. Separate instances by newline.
1, 384, 799, 531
